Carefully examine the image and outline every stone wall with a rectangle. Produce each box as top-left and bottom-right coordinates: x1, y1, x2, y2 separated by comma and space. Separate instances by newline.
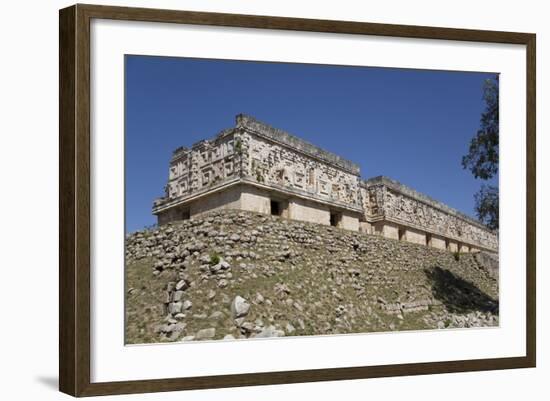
188, 185, 241, 217
239, 120, 362, 214
154, 114, 363, 229
362, 176, 498, 252
126, 210, 499, 344
163, 130, 240, 203
153, 115, 497, 254
236, 114, 360, 175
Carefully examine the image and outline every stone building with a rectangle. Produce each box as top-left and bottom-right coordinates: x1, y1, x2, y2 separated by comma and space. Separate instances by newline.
152, 114, 498, 253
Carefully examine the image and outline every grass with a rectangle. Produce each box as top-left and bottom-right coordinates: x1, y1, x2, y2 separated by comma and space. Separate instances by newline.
209, 252, 221, 265
125, 211, 499, 343
125, 257, 177, 344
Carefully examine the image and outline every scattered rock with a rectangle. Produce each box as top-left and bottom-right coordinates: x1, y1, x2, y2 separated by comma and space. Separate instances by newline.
195, 328, 216, 340
285, 322, 295, 334
254, 325, 285, 338
175, 279, 189, 291
255, 292, 265, 304
125, 209, 499, 345
209, 311, 224, 320
231, 296, 250, 319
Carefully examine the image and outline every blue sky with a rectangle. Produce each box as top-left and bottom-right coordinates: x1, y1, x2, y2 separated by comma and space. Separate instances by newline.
125, 55, 497, 233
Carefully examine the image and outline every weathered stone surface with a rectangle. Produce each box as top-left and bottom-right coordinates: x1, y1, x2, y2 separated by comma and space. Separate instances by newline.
254, 325, 285, 338
125, 209, 499, 345
195, 328, 216, 340
175, 279, 189, 291
209, 311, 224, 320
231, 296, 250, 319
168, 302, 183, 314
362, 176, 498, 251
152, 115, 497, 254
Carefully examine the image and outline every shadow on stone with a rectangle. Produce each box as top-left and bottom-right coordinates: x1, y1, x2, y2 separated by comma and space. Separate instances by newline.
424, 266, 498, 315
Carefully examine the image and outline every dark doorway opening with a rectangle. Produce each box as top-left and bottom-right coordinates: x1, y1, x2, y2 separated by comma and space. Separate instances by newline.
398, 228, 405, 241
426, 233, 432, 247
330, 212, 341, 227
270, 200, 281, 216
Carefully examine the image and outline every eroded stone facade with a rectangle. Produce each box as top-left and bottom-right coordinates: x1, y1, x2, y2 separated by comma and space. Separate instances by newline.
153, 114, 498, 253
361, 177, 498, 252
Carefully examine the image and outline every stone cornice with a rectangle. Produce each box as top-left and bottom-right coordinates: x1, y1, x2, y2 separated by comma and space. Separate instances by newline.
152, 176, 364, 216
362, 176, 496, 234
236, 114, 361, 176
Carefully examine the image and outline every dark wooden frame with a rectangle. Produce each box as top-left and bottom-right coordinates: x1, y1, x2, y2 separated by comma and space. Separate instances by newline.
59, 3, 536, 397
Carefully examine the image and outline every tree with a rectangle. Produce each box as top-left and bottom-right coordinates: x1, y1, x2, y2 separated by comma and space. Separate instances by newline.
462, 76, 499, 230
474, 184, 499, 230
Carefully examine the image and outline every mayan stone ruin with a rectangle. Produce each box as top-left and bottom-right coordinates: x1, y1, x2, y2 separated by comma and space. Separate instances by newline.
152, 114, 498, 253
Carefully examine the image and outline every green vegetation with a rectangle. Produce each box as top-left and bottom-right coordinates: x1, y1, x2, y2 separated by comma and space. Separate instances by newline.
255, 169, 265, 183
462, 76, 499, 230
209, 252, 221, 265
125, 211, 499, 344
234, 138, 242, 155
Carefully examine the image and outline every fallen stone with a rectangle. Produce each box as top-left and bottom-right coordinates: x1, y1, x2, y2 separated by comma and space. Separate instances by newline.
175, 279, 189, 291
195, 328, 216, 340
254, 325, 285, 338
231, 296, 250, 318
285, 322, 296, 334
209, 311, 224, 320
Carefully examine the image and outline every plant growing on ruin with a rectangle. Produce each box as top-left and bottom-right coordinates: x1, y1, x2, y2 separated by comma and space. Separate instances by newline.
234, 138, 243, 155
209, 252, 221, 265
255, 169, 265, 183
453, 251, 460, 262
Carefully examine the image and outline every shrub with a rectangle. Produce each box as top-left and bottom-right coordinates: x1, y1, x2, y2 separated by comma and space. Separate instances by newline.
234, 139, 242, 155
453, 251, 460, 261
209, 252, 221, 265
255, 169, 265, 183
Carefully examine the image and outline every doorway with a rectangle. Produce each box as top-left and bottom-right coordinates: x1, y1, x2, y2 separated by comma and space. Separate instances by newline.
329, 211, 342, 227
270, 200, 280, 216
398, 228, 406, 241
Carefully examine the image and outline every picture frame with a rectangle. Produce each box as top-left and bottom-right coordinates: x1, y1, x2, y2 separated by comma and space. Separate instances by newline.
59, 3, 536, 397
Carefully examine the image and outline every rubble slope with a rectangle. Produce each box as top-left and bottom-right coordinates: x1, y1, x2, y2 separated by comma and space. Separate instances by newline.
125, 210, 499, 344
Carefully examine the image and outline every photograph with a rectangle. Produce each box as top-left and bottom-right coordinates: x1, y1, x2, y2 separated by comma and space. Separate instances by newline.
124, 55, 500, 344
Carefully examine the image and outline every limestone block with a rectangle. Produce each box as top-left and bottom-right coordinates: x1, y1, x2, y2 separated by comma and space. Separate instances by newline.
448, 241, 459, 252
240, 186, 271, 214
430, 235, 447, 250
340, 212, 360, 231
288, 198, 330, 226
404, 229, 426, 245
382, 223, 399, 240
